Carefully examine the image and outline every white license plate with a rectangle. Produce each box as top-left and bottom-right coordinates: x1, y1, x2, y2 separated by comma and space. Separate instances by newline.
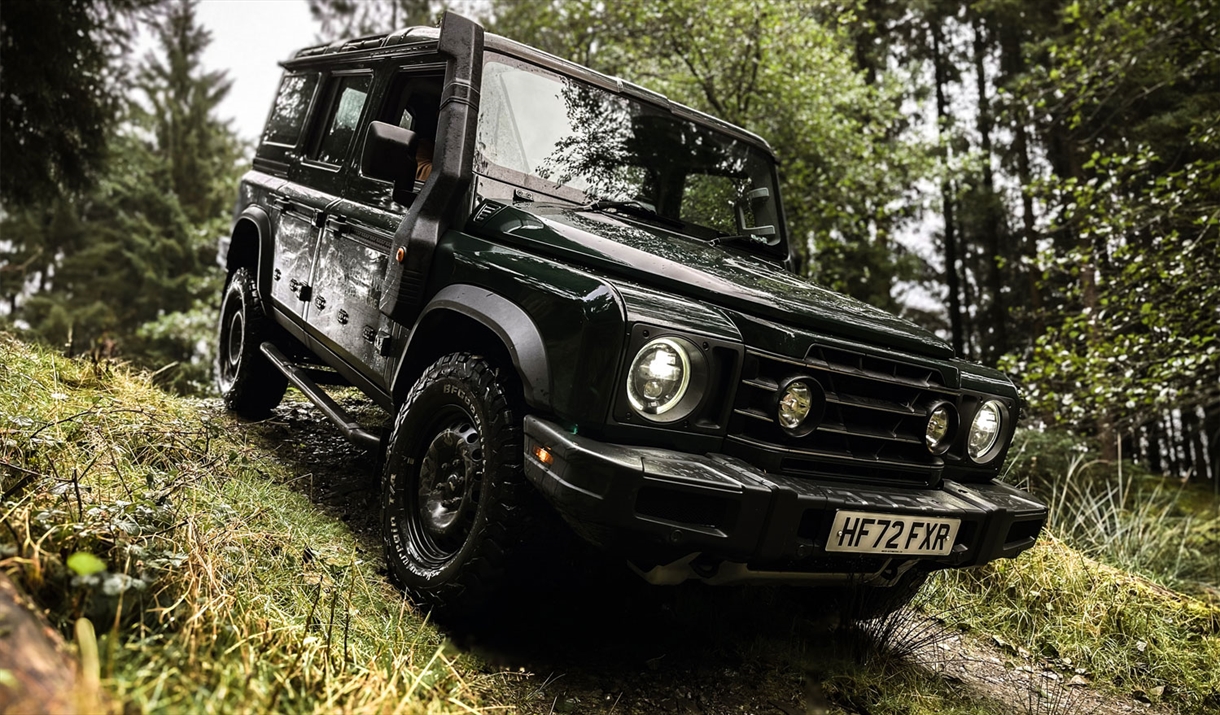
825, 510, 960, 556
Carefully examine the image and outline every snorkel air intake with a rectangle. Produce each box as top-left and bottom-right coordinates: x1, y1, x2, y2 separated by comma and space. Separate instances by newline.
381, 11, 484, 323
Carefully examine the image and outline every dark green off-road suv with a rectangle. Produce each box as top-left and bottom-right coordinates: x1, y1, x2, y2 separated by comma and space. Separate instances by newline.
216, 12, 1047, 613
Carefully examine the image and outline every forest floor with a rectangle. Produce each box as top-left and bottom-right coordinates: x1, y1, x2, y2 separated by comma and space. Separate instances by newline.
2, 336, 1214, 714
228, 393, 1181, 715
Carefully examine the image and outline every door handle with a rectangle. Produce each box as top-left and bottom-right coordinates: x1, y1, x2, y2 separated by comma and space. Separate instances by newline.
325, 215, 348, 235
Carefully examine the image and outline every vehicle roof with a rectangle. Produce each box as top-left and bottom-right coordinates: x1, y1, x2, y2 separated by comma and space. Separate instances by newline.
283, 26, 777, 158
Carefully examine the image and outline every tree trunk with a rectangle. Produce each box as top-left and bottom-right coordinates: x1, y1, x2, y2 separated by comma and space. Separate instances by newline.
932, 22, 965, 357
1204, 397, 1220, 491
972, 13, 1009, 365
997, 16, 1043, 341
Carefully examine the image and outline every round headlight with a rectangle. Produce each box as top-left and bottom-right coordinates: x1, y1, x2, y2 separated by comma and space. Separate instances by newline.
925, 403, 956, 455
627, 337, 692, 418
968, 399, 1006, 462
778, 381, 813, 429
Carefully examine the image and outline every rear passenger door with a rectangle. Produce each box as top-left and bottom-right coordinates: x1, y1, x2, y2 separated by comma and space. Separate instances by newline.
255, 71, 321, 325
311, 62, 446, 388
277, 70, 374, 338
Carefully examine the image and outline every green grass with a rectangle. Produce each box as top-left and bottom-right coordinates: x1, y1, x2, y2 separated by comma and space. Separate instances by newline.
923, 534, 1220, 714
1003, 428, 1220, 595
921, 429, 1220, 714
0, 333, 496, 713
5, 333, 1219, 715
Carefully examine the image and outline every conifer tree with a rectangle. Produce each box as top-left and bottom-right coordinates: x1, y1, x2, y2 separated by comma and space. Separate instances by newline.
2, 0, 240, 393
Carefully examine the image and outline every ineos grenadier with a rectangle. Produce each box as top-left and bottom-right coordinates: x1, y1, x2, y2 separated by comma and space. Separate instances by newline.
216, 11, 1048, 614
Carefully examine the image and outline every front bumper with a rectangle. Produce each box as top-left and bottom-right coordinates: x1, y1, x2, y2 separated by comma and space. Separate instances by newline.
523, 416, 1047, 585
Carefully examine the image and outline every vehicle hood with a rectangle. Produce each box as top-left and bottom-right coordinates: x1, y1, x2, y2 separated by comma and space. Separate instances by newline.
471, 203, 954, 359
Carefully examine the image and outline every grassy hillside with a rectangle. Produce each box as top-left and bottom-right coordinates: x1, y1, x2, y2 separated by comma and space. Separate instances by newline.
0, 334, 490, 713
2, 333, 1217, 714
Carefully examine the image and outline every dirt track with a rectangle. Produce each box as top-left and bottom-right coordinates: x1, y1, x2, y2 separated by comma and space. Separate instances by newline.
235, 395, 1168, 715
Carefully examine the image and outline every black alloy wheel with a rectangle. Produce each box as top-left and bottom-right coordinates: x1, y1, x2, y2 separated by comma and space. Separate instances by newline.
381, 352, 530, 611
215, 267, 288, 418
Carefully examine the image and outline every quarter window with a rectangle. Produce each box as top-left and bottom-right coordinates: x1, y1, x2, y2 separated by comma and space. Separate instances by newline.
262, 72, 319, 146
314, 75, 373, 166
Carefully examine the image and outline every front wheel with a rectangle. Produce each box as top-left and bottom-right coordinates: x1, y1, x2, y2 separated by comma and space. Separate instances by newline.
215, 267, 288, 418
381, 353, 529, 612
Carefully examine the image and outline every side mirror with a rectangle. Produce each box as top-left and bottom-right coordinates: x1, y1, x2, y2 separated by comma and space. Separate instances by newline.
362, 121, 419, 204
734, 187, 777, 244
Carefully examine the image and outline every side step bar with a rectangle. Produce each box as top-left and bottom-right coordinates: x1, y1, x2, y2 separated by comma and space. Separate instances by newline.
259, 342, 383, 452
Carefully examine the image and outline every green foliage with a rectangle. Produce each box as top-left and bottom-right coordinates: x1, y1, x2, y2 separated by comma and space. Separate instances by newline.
2, 0, 240, 394
983, 0, 1220, 459
0, 0, 154, 207
134, 0, 242, 225
1003, 151, 1220, 433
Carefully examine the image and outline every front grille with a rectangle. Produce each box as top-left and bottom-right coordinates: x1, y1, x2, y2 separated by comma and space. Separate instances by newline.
727, 346, 959, 486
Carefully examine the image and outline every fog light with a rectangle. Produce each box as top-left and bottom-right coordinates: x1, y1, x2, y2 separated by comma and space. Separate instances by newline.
925, 403, 956, 455
778, 381, 813, 430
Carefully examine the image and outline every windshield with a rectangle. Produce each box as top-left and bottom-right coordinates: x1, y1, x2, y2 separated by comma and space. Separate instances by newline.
475, 56, 786, 257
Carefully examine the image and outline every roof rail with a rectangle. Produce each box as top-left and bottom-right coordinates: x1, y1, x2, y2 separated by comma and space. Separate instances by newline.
292, 25, 440, 59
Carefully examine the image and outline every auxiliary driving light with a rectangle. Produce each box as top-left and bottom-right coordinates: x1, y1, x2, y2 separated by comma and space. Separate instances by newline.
778, 381, 814, 429
925, 403, 956, 455
774, 377, 825, 436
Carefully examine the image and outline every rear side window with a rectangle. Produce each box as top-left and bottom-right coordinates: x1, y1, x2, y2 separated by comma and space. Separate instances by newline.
313, 75, 373, 166
262, 73, 319, 146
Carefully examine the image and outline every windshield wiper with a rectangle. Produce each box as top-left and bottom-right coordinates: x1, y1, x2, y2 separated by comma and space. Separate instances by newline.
582, 199, 686, 229
708, 230, 775, 249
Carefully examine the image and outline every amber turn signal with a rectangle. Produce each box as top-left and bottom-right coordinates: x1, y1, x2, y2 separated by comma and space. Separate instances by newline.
395, 246, 406, 263
532, 445, 554, 466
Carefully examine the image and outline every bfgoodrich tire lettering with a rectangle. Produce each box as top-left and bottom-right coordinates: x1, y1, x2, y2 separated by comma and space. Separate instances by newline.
381, 352, 528, 611
215, 267, 288, 418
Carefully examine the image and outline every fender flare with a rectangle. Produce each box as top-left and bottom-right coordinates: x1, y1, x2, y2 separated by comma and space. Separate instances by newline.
227, 206, 275, 303
392, 284, 551, 409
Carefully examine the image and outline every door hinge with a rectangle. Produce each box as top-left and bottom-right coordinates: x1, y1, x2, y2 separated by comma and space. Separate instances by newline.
294, 283, 312, 302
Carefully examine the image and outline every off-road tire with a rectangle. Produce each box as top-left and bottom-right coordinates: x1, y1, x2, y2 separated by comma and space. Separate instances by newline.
215, 267, 288, 418
381, 352, 530, 612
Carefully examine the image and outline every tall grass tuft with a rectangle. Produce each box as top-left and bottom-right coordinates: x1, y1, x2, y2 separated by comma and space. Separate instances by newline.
0, 334, 499, 713
1002, 429, 1220, 594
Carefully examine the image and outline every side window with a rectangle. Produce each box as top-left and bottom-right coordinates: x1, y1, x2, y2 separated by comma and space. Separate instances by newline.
379, 70, 443, 140
312, 74, 373, 166
353, 69, 443, 193
262, 72, 319, 146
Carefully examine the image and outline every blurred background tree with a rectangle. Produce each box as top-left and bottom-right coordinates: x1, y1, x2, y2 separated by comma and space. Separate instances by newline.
1, 0, 239, 393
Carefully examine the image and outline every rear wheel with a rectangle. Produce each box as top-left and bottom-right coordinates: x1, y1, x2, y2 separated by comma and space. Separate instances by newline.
381, 353, 530, 612
215, 267, 288, 418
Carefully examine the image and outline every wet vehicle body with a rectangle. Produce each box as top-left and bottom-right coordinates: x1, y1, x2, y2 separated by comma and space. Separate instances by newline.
216, 12, 1047, 611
